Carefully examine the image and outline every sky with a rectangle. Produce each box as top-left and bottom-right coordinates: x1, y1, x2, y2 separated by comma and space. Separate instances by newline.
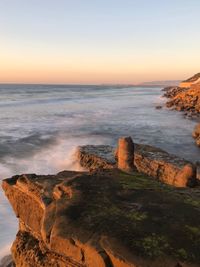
0, 0, 200, 84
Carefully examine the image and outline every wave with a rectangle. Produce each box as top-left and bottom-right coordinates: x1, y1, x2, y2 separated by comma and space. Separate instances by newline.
0, 134, 112, 178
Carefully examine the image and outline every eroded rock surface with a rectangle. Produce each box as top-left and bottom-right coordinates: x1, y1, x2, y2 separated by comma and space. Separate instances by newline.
3, 170, 200, 267
117, 137, 134, 172
134, 144, 196, 187
163, 83, 200, 117
77, 145, 116, 171
77, 144, 197, 187
192, 124, 200, 146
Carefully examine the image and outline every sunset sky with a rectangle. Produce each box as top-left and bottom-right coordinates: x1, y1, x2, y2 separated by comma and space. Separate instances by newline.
0, 0, 200, 84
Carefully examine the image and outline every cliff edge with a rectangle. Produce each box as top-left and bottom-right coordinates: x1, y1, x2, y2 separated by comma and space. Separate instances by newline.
2, 166, 200, 266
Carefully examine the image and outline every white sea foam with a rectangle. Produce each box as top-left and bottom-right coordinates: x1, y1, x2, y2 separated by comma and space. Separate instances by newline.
0, 134, 111, 260
0, 244, 12, 260
0, 135, 110, 177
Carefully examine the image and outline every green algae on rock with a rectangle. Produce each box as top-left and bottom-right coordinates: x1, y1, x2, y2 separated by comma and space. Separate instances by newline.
2, 169, 200, 267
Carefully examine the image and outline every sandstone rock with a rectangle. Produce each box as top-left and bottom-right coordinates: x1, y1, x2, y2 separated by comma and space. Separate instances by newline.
192, 123, 200, 138
192, 124, 200, 147
134, 144, 197, 187
163, 82, 200, 116
76, 145, 116, 171
77, 143, 197, 187
3, 170, 200, 267
117, 137, 134, 172
174, 164, 196, 187
192, 123, 200, 139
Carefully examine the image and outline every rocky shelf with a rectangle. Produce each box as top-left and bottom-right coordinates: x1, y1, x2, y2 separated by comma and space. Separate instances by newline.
3, 168, 200, 267
2, 139, 200, 267
77, 143, 197, 188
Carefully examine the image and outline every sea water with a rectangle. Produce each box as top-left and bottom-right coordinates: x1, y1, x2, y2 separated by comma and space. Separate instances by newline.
0, 84, 199, 259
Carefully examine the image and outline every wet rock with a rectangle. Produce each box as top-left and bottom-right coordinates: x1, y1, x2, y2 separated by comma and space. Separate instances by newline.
192, 123, 200, 139
192, 124, 200, 147
76, 145, 116, 171
155, 105, 162, 109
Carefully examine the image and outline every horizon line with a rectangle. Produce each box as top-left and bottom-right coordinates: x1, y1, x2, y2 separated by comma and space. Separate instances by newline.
0, 80, 181, 87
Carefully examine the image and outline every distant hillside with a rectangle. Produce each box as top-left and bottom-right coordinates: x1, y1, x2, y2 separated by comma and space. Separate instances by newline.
183, 73, 200, 83
139, 80, 181, 87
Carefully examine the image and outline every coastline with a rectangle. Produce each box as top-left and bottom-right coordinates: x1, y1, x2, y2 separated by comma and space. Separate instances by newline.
1, 83, 200, 266
2, 138, 200, 266
161, 74, 200, 147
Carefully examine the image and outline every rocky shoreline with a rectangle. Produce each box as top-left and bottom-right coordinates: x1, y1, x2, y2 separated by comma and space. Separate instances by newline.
77, 143, 197, 187
163, 75, 200, 118
162, 73, 200, 148
2, 137, 200, 267
3, 73, 200, 266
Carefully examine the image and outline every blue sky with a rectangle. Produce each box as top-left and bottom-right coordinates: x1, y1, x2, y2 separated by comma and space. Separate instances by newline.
0, 0, 200, 83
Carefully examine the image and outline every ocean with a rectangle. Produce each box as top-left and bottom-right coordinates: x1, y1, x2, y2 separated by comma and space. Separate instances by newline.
0, 84, 199, 259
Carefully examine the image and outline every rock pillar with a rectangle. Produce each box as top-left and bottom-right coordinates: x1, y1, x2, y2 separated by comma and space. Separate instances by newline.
118, 136, 134, 172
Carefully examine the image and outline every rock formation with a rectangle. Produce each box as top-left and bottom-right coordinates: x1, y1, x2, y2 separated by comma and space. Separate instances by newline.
162, 73, 200, 147
77, 145, 116, 171
163, 74, 200, 117
77, 143, 197, 187
3, 169, 200, 267
117, 137, 134, 172
179, 73, 200, 88
192, 123, 200, 146
3, 138, 200, 266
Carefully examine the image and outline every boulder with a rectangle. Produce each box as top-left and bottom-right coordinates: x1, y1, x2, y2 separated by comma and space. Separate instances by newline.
134, 144, 197, 187
3, 169, 200, 267
192, 123, 200, 139
155, 105, 162, 109
192, 124, 200, 147
76, 145, 116, 171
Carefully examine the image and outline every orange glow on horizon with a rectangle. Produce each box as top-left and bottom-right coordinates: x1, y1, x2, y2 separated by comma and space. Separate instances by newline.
1, 38, 199, 84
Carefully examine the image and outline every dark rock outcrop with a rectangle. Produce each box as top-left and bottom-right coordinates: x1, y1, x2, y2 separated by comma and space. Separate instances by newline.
162, 86, 187, 99
0, 255, 14, 267
77, 145, 116, 171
